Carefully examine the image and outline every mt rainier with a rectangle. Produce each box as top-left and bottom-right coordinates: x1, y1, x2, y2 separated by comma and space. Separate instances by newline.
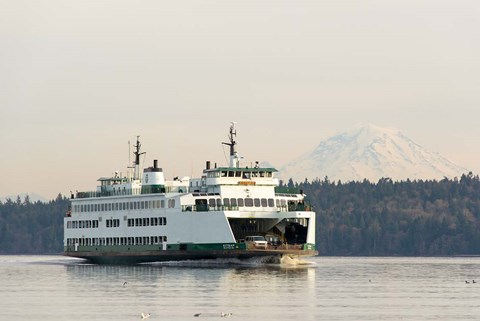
279, 124, 468, 183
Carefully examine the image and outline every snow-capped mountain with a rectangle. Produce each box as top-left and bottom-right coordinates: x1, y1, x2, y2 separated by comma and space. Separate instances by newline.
279, 124, 469, 183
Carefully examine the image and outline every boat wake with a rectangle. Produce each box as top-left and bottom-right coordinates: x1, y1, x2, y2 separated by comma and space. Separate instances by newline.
280, 255, 315, 266
146, 255, 315, 268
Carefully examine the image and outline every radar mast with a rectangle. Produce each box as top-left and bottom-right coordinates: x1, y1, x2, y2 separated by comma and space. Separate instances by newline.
133, 136, 146, 180
222, 122, 240, 168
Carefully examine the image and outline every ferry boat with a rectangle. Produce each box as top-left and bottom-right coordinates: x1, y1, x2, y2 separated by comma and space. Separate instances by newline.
64, 124, 317, 264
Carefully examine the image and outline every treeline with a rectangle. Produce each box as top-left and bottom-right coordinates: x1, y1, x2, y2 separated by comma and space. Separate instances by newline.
1, 174, 480, 256
288, 172, 480, 256
0, 194, 67, 254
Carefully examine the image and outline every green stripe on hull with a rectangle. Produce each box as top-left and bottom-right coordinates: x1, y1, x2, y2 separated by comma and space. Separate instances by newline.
64, 242, 247, 253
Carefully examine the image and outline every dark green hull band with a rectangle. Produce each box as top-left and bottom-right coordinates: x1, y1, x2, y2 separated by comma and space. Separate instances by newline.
64, 248, 318, 265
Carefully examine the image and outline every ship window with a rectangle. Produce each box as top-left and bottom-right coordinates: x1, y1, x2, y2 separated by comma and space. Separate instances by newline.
228, 171, 234, 177
237, 198, 244, 207
252, 172, 258, 177
268, 198, 275, 207
216, 199, 222, 207
276, 199, 280, 207
245, 198, 253, 207
281, 199, 286, 206
163, 217, 167, 225
221, 171, 227, 177
261, 198, 267, 207
141, 202, 145, 210
243, 172, 250, 179
230, 198, 237, 207
161, 200, 165, 208
208, 199, 216, 207
223, 198, 230, 207
266, 172, 272, 178
164, 236, 168, 242
128, 219, 133, 227
259, 171, 265, 177
235, 171, 241, 177
254, 198, 260, 207
143, 218, 149, 226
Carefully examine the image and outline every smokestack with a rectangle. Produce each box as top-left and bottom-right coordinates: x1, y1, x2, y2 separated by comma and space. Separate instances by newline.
153, 160, 158, 169
206, 161, 211, 170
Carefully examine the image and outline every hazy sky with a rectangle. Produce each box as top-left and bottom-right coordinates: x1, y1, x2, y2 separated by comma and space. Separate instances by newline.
1, 0, 480, 200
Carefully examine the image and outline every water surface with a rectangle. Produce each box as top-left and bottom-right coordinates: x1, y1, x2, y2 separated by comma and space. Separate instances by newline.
1, 255, 479, 320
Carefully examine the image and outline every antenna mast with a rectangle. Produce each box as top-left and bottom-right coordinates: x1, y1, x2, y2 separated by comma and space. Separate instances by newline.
222, 122, 239, 168
133, 136, 146, 180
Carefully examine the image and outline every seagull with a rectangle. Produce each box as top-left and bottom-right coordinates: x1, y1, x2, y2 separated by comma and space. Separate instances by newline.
193, 313, 202, 317
141, 313, 151, 319
123, 281, 128, 287
473, 280, 477, 284
466, 280, 470, 284
220, 312, 233, 317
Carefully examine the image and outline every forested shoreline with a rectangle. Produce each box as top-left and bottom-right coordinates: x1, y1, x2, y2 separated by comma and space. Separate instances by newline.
1, 173, 480, 255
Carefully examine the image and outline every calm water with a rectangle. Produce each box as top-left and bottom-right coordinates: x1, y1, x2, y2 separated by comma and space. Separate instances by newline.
1, 255, 480, 321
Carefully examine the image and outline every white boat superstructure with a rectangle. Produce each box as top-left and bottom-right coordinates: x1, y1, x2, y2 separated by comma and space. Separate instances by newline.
64, 124, 317, 264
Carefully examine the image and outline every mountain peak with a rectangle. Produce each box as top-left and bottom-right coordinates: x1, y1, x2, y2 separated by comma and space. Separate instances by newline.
279, 125, 468, 183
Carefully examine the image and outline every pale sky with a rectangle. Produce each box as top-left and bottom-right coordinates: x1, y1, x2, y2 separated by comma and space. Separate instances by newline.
1, 0, 480, 200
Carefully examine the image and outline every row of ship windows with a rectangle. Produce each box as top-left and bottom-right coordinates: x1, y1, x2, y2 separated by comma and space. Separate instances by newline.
73, 199, 176, 213
66, 217, 167, 229
200, 198, 286, 207
66, 220, 99, 229
127, 217, 167, 226
207, 171, 273, 178
66, 236, 167, 246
